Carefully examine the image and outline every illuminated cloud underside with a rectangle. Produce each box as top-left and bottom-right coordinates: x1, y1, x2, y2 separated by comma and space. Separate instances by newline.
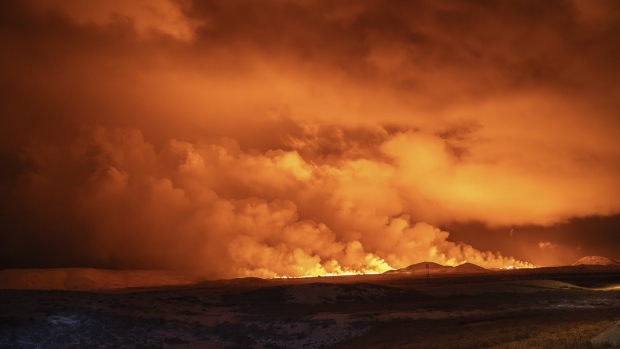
0, 0, 619, 277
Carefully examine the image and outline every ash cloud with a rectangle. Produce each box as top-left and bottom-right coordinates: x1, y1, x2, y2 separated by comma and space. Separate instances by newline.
3, 127, 534, 276
1, 0, 619, 274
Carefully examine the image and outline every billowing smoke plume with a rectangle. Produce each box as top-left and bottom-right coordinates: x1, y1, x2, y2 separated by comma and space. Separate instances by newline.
1, 0, 620, 274
7, 127, 533, 277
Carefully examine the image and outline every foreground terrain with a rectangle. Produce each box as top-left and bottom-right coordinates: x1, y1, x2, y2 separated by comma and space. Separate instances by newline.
1, 266, 620, 348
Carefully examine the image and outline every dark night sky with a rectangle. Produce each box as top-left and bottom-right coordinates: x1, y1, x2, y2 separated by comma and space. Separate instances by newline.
1, 0, 619, 278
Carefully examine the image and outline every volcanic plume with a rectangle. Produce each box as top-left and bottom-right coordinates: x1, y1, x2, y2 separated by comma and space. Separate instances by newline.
1, 0, 619, 277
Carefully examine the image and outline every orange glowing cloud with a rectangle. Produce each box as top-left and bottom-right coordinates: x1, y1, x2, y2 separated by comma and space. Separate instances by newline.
0, 0, 619, 274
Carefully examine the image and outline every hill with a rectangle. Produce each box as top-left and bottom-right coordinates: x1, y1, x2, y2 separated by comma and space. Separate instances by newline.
0, 268, 197, 290
454, 262, 488, 273
572, 256, 620, 266
385, 262, 487, 274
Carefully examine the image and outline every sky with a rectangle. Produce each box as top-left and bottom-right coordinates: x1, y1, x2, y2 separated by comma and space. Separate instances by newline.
1, 0, 619, 278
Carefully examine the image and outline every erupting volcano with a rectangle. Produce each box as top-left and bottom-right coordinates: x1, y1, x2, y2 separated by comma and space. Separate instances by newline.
2, 2, 620, 348
0, 0, 619, 279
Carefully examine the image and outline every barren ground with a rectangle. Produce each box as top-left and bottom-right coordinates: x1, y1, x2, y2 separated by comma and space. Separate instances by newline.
1, 266, 620, 348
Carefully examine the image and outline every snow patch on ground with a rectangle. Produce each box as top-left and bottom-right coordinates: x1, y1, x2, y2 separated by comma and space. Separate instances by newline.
591, 321, 620, 346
